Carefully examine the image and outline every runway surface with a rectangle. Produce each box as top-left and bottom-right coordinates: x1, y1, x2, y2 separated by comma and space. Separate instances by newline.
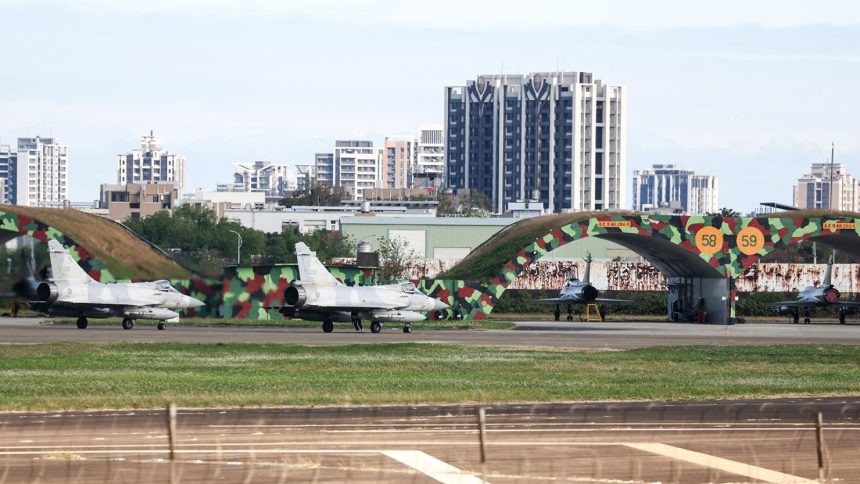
0, 398, 857, 483
3, 318, 860, 349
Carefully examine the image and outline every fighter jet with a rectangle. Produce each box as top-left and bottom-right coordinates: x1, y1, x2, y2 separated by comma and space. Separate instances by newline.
279, 242, 449, 333
534, 253, 632, 321
774, 252, 860, 324
32, 240, 204, 330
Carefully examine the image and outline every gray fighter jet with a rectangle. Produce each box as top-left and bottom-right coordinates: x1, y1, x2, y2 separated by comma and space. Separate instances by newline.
279, 242, 448, 333
33, 240, 204, 330
534, 253, 631, 321
774, 252, 860, 324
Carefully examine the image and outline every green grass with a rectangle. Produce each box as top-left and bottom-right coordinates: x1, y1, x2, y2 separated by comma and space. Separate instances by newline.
42, 318, 516, 331
0, 343, 857, 410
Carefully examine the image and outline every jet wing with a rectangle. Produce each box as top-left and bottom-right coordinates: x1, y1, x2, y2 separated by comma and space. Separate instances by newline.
299, 302, 401, 311
594, 298, 633, 305
839, 301, 860, 308
533, 297, 577, 305
772, 300, 816, 307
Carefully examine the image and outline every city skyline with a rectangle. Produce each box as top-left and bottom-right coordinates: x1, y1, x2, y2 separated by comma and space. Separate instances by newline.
1, 1, 859, 210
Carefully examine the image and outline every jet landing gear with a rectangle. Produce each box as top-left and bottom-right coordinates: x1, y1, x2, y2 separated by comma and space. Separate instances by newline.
157, 323, 166, 331
403, 323, 412, 334
76, 316, 88, 329
839, 307, 847, 324
370, 321, 382, 333
804, 308, 813, 324
566, 304, 575, 322
792, 308, 800, 324
322, 317, 334, 333
554, 305, 561, 321
122, 318, 134, 330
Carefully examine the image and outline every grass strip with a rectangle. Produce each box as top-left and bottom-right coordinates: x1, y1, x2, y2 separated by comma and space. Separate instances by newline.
0, 343, 857, 410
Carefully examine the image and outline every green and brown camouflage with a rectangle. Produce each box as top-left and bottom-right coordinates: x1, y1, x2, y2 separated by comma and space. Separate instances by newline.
221, 264, 376, 319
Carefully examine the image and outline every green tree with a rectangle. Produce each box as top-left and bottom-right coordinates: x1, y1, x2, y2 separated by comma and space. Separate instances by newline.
376, 235, 416, 283
707, 207, 741, 217
280, 184, 350, 207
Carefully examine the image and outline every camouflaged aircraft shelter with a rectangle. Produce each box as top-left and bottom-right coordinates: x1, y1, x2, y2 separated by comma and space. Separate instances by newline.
433, 211, 860, 324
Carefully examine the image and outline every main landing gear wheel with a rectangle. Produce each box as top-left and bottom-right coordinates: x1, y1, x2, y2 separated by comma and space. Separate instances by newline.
793, 313, 800, 324
76, 316, 88, 329
157, 323, 166, 331
370, 321, 382, 333
804, 317, 811, 324
403, 324, 412, 334
121, 318, 134, 330
839, 308, 847, 324
554, 305, 561, 321
322, 319, 334, 333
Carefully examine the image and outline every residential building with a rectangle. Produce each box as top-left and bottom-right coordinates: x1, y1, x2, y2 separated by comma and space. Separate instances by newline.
414, 125, 445, 190
631, 164, 718, 214
227, 161, 296, 198
445, 71, 626, 213
14, 137, 69, 207
0, 144, 14, 204
295, 164, 316, 191
314, 141, 382, 200
793, 162, 860, 211
382, 136, 414, 189
117, 131, 185, 194
100, 182, 178, 221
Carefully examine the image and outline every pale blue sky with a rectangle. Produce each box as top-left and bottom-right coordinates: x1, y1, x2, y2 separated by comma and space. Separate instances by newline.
1, 0, 859, 211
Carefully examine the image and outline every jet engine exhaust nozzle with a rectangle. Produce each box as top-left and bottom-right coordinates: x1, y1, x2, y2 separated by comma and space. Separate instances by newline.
580, 285, 599, 301
825, 288, 840, 304
285, 285, 307, 307
36, 282, 59, 303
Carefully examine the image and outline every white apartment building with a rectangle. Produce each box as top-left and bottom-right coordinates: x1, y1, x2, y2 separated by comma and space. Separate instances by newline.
0, 144, 13, 204
631, 164, 718, 214
446, 72, 626, 213
220, 161, 296, 198
295, 164, 316, 191
414, 125, 445, 189
15, 137, 69, 207
794, 163, 860, 211
315, 140, 382, 201
117, 131, 185, 194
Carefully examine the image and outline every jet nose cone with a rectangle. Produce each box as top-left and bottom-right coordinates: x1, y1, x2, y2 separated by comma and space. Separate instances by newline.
433, 299, 449, 311
187, 296, 205, 308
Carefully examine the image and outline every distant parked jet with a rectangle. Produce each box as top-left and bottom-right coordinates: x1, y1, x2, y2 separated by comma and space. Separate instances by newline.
534, 253, 632, 321
774, 252, 860, 324
31, 240, 204, 330
279, 242, 448, 333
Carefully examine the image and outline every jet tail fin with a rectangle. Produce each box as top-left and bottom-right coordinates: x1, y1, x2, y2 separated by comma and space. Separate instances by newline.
47, 240, 94, 283
583, 252, 593, 285
295, 242, 341, 287
823, 251, 835, 287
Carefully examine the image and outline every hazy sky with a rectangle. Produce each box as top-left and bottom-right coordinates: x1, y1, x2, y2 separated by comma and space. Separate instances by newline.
1, 0, 859, 211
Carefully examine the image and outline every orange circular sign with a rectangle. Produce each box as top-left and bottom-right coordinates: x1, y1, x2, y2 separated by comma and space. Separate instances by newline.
695, 226, 724, 255
737, 226, 765, 256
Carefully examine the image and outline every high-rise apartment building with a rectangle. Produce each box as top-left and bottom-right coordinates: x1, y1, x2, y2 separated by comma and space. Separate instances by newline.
794, 162, 860, 211
295, 164, 316, 191
414, 125, 445, 189
225, 161, 296, 198
314, 141, 381, 200
14, 137, 69, 207
0, 144, 14, 204
117, 131, 185, 194
445, 71, 626, 213
382, 137, 415, 189
632, 164, 718, 214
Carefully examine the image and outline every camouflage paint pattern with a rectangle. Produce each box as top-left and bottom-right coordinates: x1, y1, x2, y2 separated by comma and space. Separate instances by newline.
221, 264, 376, 319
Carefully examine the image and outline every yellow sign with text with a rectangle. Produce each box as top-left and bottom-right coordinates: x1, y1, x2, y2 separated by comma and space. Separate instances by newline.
695, 226, 723, 255
823, 221, 856, 230
737, 226, 765, 256
597, 220, 632, 228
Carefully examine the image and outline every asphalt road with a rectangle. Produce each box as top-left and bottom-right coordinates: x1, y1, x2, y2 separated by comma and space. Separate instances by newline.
3, 317, 860, 349
0, 398, 857, 483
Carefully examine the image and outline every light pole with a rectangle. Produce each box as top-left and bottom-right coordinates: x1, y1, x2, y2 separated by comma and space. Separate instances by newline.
228, 230, 242, 265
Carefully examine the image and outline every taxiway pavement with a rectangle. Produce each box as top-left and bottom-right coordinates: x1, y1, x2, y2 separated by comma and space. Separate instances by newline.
2, 318, 860, 349
0, 398, 857, 483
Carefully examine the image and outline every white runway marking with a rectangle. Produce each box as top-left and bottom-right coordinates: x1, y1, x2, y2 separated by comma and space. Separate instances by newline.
625, 442, 813, 483
382, 451, 485, 484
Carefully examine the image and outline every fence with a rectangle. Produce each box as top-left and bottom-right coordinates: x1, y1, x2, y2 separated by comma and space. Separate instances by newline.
0, 400, 858, 483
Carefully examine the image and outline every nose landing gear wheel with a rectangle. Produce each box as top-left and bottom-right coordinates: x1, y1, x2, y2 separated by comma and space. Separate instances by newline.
403, 325, 412, 334
76, 316, 88, 329
370, 321, 382, 333
122, 318, 134, 330
157, 323, 166, 331
804, 317, 811, 324
322, 319, 334, 333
